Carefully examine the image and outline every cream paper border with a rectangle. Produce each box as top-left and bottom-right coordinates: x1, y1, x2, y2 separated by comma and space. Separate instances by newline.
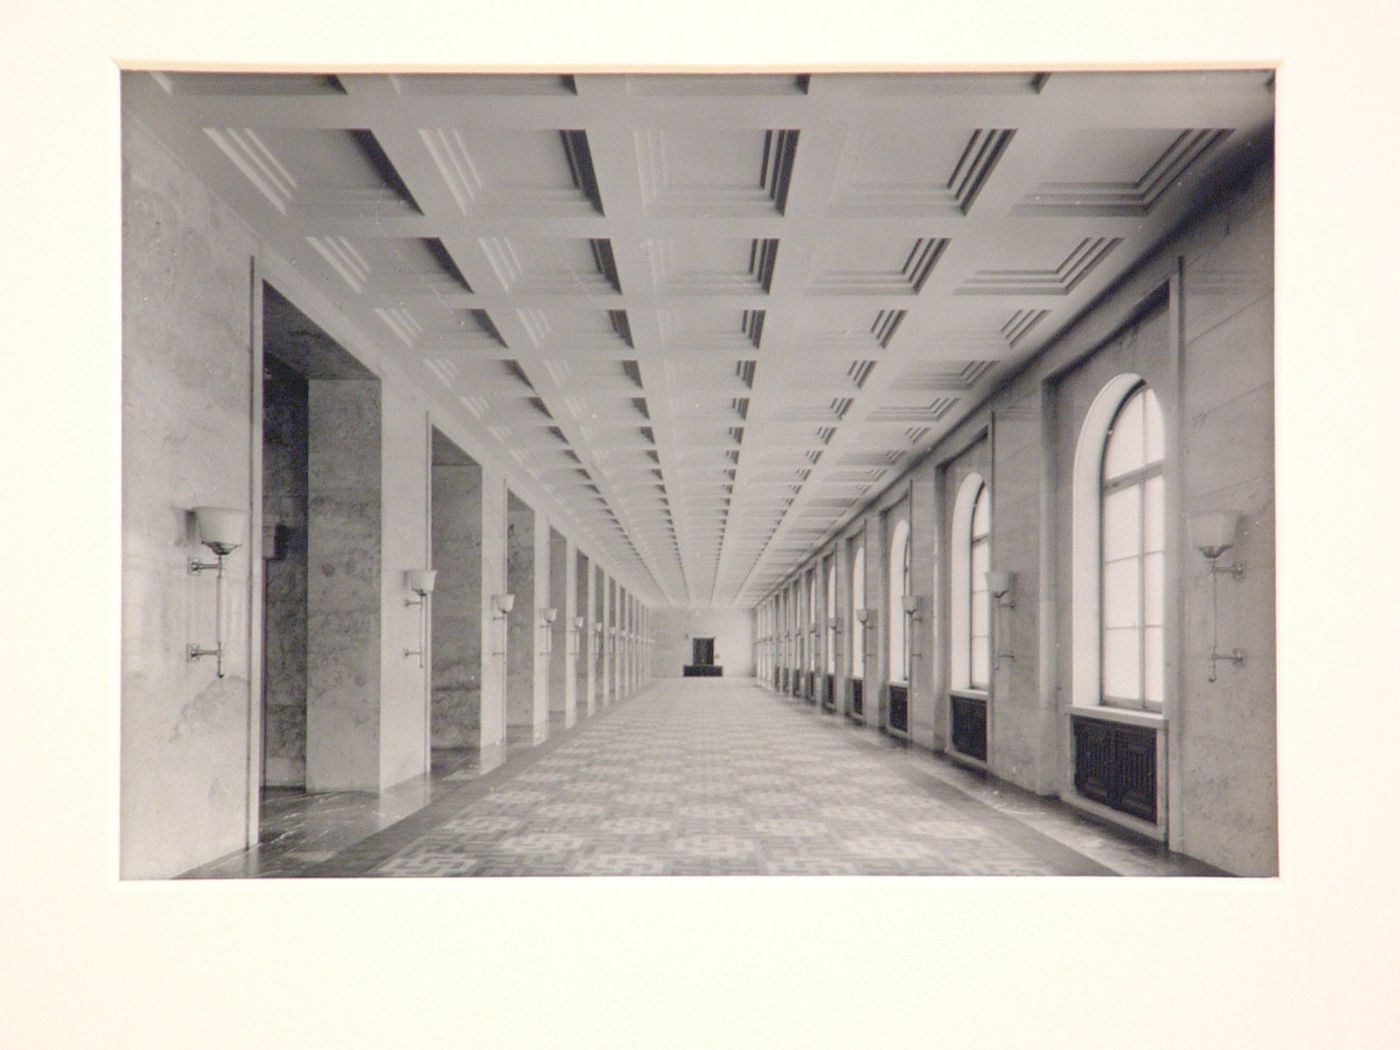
5, 0, 1399, 1046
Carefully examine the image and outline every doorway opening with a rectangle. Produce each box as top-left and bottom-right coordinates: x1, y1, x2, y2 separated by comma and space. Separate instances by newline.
685, 636, 723, 677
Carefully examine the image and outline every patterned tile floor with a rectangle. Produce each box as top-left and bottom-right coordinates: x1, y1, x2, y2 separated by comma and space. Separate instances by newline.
184, 679, 1223, 878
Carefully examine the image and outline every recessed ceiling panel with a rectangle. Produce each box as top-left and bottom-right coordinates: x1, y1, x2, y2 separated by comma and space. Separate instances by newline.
419, 128, 603, 216
829, 127, 1013, 216
636, 129, 796, 215
809, 237, 948, 295
647, 238, 779, 295
1018, 128, 1230, 216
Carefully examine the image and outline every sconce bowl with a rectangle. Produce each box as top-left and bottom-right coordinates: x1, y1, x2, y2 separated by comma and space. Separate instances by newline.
493, 593, 516, 615
855, 608, 870, 625
986, 570, 1016, 600
541, 607, 558, 625
1187, 511, 1241, 559
193, 506, 247, 555
901, 595, 920, 616
405, 568, 437, 596
573, 616, 586, 630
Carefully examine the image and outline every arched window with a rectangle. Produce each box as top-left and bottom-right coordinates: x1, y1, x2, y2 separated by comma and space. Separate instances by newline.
851, 544, 866, 679
1101, 383, 1165, 708
1072, 374, 1165, 711
888, 517, 911, 683
825, 560, 837, 675
970, 483, 992, 689
950, 473, 990, 691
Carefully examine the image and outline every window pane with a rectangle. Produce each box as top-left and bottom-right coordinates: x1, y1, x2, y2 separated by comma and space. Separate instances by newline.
1144, 474, 1165, 552
1103, 627, 1141, 700
971, 538, 989, 580
1103, 557, 1141, 628
971, 592, 990, 637
889, 584, 905, 678
971, 636, 990, 688
971, 485, 990, 538
1144, 626, 1164, 705
1143, 388, 1164, 465
1144, 550, 1165, 626
1103, 391, 1145, 480
1102, 486, 1141, 561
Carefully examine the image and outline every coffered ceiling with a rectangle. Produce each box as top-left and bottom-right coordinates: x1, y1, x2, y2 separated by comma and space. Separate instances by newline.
124, 70, 1273, 609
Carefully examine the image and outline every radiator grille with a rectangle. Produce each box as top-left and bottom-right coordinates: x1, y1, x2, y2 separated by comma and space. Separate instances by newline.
950, 694, 988, 761
1072, 716, 1157, 823
888, 684, 909, 733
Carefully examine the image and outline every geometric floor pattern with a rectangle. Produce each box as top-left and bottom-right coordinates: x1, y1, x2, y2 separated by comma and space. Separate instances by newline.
356, 681, 1116, 877
185, 679, 1224, 878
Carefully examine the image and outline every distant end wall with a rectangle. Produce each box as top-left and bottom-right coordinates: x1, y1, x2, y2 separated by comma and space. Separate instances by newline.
651, 608, 755, 678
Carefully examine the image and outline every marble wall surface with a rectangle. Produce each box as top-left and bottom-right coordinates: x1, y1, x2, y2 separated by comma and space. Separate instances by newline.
579, 553, 594, 714
1175, 167, 1276, 876
530, 509, 551, 734
604, 577, 616, 703
430, 436, 483, 749
121, 119, 257, 878
261, 357, 309, 787
376, 383, 431, 790
505, 492, 537, 734
477, 468, 508, 762
305, 378, 382, 792
548, 528, 572, 723
594, 565, 606, 703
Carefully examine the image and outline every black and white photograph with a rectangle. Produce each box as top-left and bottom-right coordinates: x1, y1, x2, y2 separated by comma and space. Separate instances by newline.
120, 69, 1276, 882
6, 0, 1400, 1046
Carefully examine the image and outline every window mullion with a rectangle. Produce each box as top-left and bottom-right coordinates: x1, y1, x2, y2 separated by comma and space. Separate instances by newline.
1138, 479, 1147, 709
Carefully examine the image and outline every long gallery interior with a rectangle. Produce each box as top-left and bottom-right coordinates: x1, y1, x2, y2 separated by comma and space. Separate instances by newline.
119, 69, 1277, 881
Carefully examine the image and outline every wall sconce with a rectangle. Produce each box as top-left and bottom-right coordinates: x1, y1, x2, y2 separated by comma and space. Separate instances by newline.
987, 571, 1017, 609
902, 595, 923, 622
187, 506, 247, 678
986, 571, 1017, 670
827, 616, 839, 631
489, 593, 515, 657
855, 607, 874, 628
402, 569, 437, 668
539, 607, 558, 654
569, 615, 585, 656
1187, 511, 1247, 682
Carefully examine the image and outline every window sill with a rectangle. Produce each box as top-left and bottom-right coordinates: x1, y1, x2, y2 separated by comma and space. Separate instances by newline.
1067, 705, 1166, 730
949, 688, 989, 701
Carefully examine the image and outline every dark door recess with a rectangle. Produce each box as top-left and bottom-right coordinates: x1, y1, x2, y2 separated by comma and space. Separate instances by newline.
692, 637, 715, 665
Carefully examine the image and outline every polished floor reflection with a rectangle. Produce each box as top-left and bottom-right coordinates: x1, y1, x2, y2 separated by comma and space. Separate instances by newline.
184, 680, 1221, 878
